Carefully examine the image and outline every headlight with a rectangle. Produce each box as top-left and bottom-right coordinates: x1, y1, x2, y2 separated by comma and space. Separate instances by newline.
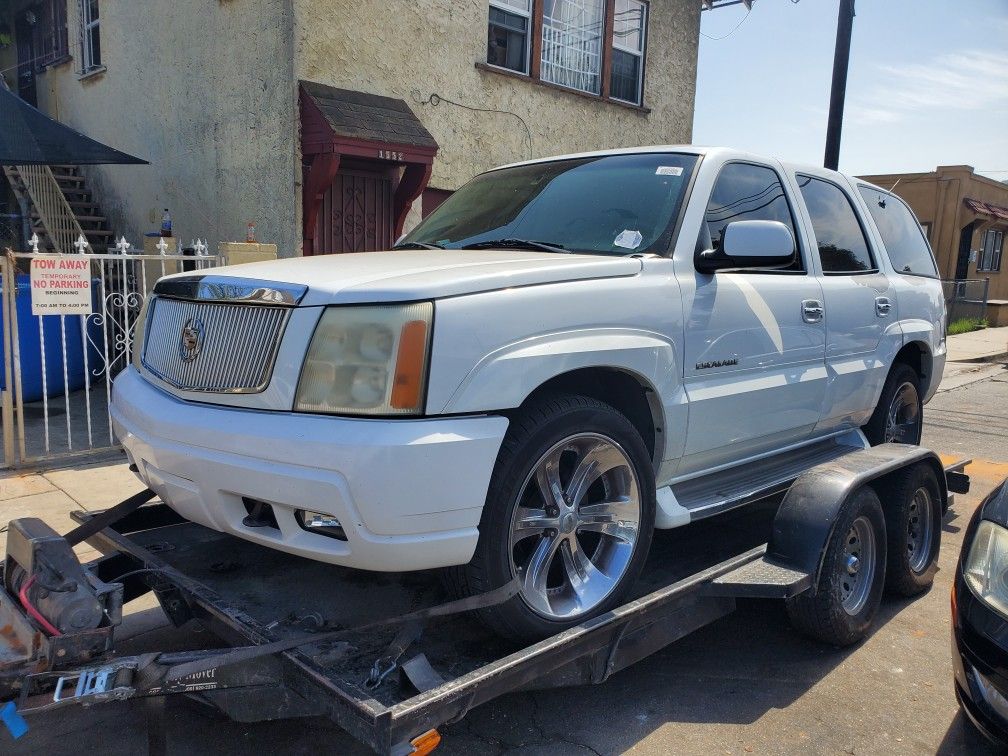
295, 302, 433, 416
964, 519, 1008, 618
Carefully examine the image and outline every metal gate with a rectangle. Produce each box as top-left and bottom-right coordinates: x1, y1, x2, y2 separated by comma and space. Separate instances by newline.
942, 278, 990, 330
1, 239, 221, 468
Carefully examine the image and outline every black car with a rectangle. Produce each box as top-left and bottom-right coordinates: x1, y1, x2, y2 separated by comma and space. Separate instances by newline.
954, 478, 1008, 746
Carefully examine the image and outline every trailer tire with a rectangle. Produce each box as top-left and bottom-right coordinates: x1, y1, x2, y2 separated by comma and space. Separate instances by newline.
444, 393, 656, 643
882, 462, 942, 597
786, 486, 887, 647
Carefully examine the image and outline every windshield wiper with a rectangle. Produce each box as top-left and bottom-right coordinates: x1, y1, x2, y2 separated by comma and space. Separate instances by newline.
465, 238, 571, 254
392, 241, 444, 250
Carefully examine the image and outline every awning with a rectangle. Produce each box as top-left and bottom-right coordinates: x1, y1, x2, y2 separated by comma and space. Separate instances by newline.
299, 81, 438, 254
0, 84, 147, 165
964, 197, 1008, 222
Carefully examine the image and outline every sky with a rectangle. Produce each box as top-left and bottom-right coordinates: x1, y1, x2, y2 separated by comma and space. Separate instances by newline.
692, 0, 1008, 179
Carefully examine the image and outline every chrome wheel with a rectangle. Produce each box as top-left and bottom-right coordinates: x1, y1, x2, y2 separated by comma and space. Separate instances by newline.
906, 486, 934, 574
884, 382, 921, 444
509, 433, 641, 620
839, 515, 877, 615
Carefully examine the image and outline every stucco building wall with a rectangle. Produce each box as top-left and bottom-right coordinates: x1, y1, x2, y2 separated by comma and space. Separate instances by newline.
24, 0, 298, 254
292, 0, 701, 196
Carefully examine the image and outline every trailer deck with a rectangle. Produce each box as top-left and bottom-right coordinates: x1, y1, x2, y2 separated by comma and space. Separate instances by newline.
0, 446, 971, 755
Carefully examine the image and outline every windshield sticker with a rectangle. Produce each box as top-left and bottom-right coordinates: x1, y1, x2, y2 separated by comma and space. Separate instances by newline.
656, 166, 683, 176
613, 229, 643, 249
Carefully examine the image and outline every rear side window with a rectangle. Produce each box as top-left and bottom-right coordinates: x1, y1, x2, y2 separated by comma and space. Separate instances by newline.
857, 186, 938, 277
705, 162, 801, 269
797, 175, 874, 274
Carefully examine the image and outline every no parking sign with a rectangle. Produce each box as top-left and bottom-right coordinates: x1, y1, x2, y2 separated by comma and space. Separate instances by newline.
29, 255, 93, 316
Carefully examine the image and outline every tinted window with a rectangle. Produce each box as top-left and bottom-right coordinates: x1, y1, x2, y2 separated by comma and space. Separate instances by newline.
858, 186, 938, 277
797, 175, 874, 273
704, 163, 799, 268
401, 153, 697, 256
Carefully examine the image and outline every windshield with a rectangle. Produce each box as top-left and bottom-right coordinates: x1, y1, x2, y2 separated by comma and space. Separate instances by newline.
400, 153, 698, 256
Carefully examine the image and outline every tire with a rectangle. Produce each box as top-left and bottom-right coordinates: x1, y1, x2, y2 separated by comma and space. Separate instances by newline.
786, 486, 887, 647
882, 463, 942, 597
445, 393, 656, 643
862, 363, 923, 446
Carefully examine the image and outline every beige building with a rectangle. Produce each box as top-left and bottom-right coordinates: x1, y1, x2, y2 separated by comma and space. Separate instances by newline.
2, 0, 702, 257
859, 166, 1008, 322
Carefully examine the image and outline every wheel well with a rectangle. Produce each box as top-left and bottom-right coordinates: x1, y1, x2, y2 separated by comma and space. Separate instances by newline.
893, 341, 932, 394
518, 368, 662, 466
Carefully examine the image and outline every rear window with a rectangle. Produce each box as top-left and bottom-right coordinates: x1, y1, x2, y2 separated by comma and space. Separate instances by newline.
857, 186, 938, 277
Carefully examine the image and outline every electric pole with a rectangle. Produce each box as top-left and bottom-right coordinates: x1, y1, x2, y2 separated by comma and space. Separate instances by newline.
824, 0, 855, 170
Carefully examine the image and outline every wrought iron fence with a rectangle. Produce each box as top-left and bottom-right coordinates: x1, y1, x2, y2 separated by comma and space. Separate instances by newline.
942, 278, 990, 331
1, 235, 221, 468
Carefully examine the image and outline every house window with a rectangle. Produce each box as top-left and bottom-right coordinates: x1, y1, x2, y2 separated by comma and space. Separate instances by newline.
80, 0, 101, 71
485, 0, 649, 107
488, 0, 532, 74
979, 229, 1004, 273
25, 1, 69, 70
610, 0, 646, 104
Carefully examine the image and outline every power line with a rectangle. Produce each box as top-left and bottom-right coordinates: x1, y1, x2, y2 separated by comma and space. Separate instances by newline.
700, 7, 752, 40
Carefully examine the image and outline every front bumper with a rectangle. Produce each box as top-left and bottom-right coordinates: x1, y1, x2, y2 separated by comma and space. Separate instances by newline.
953, 570, 1008, 747
110, 367, 508, 572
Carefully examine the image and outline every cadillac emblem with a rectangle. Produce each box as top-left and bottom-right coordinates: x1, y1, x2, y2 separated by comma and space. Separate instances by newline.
180, 317, 204, 362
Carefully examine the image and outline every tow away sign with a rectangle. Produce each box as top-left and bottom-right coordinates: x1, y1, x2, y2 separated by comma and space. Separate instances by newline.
30, 256, 93, 316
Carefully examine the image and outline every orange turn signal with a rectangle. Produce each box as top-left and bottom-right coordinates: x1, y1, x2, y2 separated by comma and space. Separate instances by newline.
390, 319, 429, 410
410, 728, 441, 755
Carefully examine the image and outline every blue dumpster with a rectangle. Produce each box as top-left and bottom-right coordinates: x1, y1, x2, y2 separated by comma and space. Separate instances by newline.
0, 274, 104, 402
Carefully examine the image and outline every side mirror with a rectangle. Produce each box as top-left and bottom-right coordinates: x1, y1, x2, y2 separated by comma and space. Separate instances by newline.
696, 220, 796, 273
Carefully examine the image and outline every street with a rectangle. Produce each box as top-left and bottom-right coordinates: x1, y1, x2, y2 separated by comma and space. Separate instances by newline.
2, 367, 1005, 755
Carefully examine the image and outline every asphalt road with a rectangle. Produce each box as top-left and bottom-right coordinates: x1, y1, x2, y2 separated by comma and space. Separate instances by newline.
6, 371, 1008, 755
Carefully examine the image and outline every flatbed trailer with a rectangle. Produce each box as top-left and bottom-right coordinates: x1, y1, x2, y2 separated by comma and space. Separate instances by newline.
0, 444, 971, 754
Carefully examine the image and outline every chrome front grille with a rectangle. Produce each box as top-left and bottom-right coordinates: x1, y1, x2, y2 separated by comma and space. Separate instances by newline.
141, 296, 290, 393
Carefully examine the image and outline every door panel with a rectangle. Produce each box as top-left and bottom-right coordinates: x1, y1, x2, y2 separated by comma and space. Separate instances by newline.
315, 169, 394, 254
680, 272, 827, 474
815, 273, 893, 429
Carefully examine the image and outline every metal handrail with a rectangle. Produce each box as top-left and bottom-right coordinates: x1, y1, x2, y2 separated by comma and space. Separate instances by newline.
6, 164, 88, 255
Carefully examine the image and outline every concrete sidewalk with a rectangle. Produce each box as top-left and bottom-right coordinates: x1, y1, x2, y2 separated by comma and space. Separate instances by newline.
946, 323, 1008, 363
938, 324, 1008, 389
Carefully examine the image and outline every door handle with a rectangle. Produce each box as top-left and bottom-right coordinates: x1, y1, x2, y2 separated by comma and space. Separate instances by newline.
801, 299, 824, 323
875, 296, 892, 317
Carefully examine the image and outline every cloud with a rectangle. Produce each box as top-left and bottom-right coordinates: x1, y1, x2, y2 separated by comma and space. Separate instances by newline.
847, 49, 1008, 126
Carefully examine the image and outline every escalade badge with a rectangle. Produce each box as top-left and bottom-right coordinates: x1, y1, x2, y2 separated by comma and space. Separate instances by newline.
180, 317, 204, 362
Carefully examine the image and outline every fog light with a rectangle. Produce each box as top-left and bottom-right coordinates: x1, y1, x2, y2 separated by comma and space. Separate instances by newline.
295, 510, 347, 541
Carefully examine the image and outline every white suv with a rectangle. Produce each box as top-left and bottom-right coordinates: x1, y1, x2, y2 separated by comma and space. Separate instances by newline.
112, 147, 946, 640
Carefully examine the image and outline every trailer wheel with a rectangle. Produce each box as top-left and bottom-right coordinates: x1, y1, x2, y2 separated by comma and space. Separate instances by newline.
445, 393, 656, 643
883, 462, 942, 597
786, 486, 887, 647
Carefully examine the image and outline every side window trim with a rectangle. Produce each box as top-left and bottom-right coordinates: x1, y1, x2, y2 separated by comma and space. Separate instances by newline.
795, 173, 879, 276
703, 159, 807, 274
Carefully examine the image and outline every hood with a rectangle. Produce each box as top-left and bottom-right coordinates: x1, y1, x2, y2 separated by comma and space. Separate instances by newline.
164, 249, 642, 306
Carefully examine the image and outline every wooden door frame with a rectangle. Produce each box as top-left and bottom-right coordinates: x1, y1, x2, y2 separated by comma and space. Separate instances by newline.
300, 89, 436, 256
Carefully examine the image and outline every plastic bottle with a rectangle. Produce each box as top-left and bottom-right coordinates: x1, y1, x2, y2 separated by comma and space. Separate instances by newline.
160, 209, 172, 237
246, 221, 256, 243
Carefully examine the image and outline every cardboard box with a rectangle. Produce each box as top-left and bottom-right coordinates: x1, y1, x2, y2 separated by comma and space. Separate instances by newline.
219, 242, 278, 266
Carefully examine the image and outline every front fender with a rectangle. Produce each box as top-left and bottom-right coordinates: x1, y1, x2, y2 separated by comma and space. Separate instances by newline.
440, 327, 680, 415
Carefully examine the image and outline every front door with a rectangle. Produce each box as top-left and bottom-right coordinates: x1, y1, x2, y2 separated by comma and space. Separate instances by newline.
678, 161, 828, 476
314, 163, 396, 254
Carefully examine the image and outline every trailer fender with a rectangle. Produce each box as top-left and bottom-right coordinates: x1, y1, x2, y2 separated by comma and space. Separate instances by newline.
766, 444, 948, 588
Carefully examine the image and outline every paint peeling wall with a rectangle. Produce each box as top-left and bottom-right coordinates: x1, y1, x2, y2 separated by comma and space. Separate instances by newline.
30, 0, 298, 255
293, 0, 701, 195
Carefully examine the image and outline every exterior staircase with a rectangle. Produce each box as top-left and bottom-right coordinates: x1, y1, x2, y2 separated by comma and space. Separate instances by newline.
3, 164, 115, 252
